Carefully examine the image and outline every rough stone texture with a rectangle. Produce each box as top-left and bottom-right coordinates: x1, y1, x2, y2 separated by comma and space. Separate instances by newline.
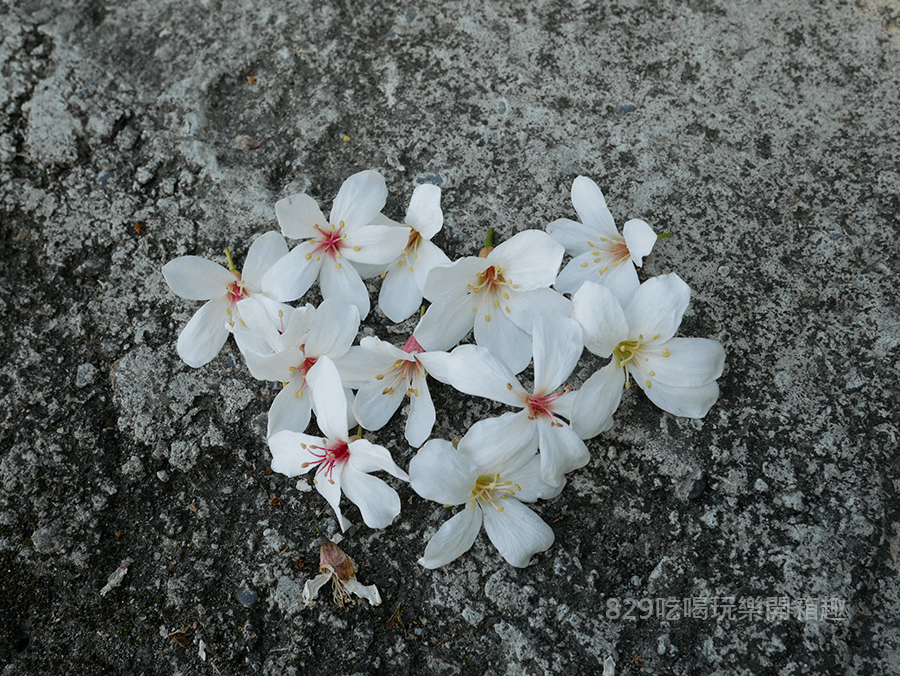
1, 0, 899, 674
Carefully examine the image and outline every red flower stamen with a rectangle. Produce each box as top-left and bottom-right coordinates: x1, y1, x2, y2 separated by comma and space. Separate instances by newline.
303, 440, 351, 482
523, 391, 566, 421
311, 223, 349, 260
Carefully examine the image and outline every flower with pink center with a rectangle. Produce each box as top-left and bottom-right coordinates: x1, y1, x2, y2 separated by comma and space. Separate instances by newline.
414, 229, 570, 373
340, 330, 438, 448
261, 170, 411, 319
162, 231, 288, 367
419, 314, 589, 488
377, 183, 452, 322
547, 176, 658, 307
235, 296, 361, 437
268, 357, 409, 532
408, 433, 561, 568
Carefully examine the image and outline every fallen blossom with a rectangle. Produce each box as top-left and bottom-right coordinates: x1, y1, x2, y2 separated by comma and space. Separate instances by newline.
548, 176, 657, 306
570, 275, 726, 438
303, 541, 381, 607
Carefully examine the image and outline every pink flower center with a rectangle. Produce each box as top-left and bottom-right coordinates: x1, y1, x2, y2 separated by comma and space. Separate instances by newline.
303, 439, 351, 482
402, 335, 424, 354
311, 223, 349, 260
587, 236, 632, 276
523, 391, 566, 420
226, 275, 248, 307
288, 356, 319, 393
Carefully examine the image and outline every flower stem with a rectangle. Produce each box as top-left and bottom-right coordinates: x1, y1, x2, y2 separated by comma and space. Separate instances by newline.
224, 247, 238, 272
657, 232, 674, 240
485, 227, 494, 248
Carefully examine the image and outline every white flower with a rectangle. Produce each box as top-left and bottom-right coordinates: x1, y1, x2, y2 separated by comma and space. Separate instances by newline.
419, 314, 588, 487
261, 170, 411, 319
343, 334, 435, 448
569, 275, 726, 439
414, 229, 569, 373
162, 231, 288, 367
547, 176, 657, 306
409, 436, 560, 569
268, 356, 409, 532
378, 184, 451, 322
237, 297, 360, 438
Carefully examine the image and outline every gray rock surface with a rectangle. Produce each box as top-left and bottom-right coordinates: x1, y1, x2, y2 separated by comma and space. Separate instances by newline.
1, 0, 899, 674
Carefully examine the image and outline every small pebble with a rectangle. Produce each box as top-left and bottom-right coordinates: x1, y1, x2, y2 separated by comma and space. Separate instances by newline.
236, 588, 258, 607
75, 363, 99, 388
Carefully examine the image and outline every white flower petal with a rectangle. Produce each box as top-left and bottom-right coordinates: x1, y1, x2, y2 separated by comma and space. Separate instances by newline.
569, 363, 625, 439
232, 327, 276, 361
622, 218, 656, 268
344, 225, 410, 266
304, 298, 360, 358
348, 439, 408, 480
411, 238, 452, 292
312, 463, 351, 532
595, 258, 641, 308
505, 454, 564, 501
176, 297, 231, 367
505, 287, 573, 333
553, 389, 577, 420
412, 291, 476, 352
423, 257, 488, 301
546, 217, 597, 256
261, 241, 322, 302
306, 356, 349, 440
352, 261, 390, 280
244, 346, 301, 382
353, 380, 406, 432
340, 465, 402, 529
419, 344, 523, 406
553, 252, 597, 296
334, 345, 391, 388
330, 170, 387, 231
409, 439, 478, 505
570, 176, 618, 238
638, 379, 721, 419
536, 417, 590, 487
481, 498, 554, 568
623, 273, 690, 344
268, 430, 322, 475
419, 504, 483, 569
489, 230, 563, 291
572, 281, 629, 358
342, 578, 382, 606
241, 231, 289, 287
379, 261, 422, 323
267, 382, 312, 437
457, 411, 539, 472
405, 371, 435, 448
235, 297, 287, 351
319, 257, 371, 319
473, 306, 533, 375
302, 573, 331, 606
646, 338, 725, 387
360, 335, 408, 362
164, 257, 234, 300
405, 184, 443, 239
280, 302, 317, 348
275, 192, 326, 240
532, 315, 582, 394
